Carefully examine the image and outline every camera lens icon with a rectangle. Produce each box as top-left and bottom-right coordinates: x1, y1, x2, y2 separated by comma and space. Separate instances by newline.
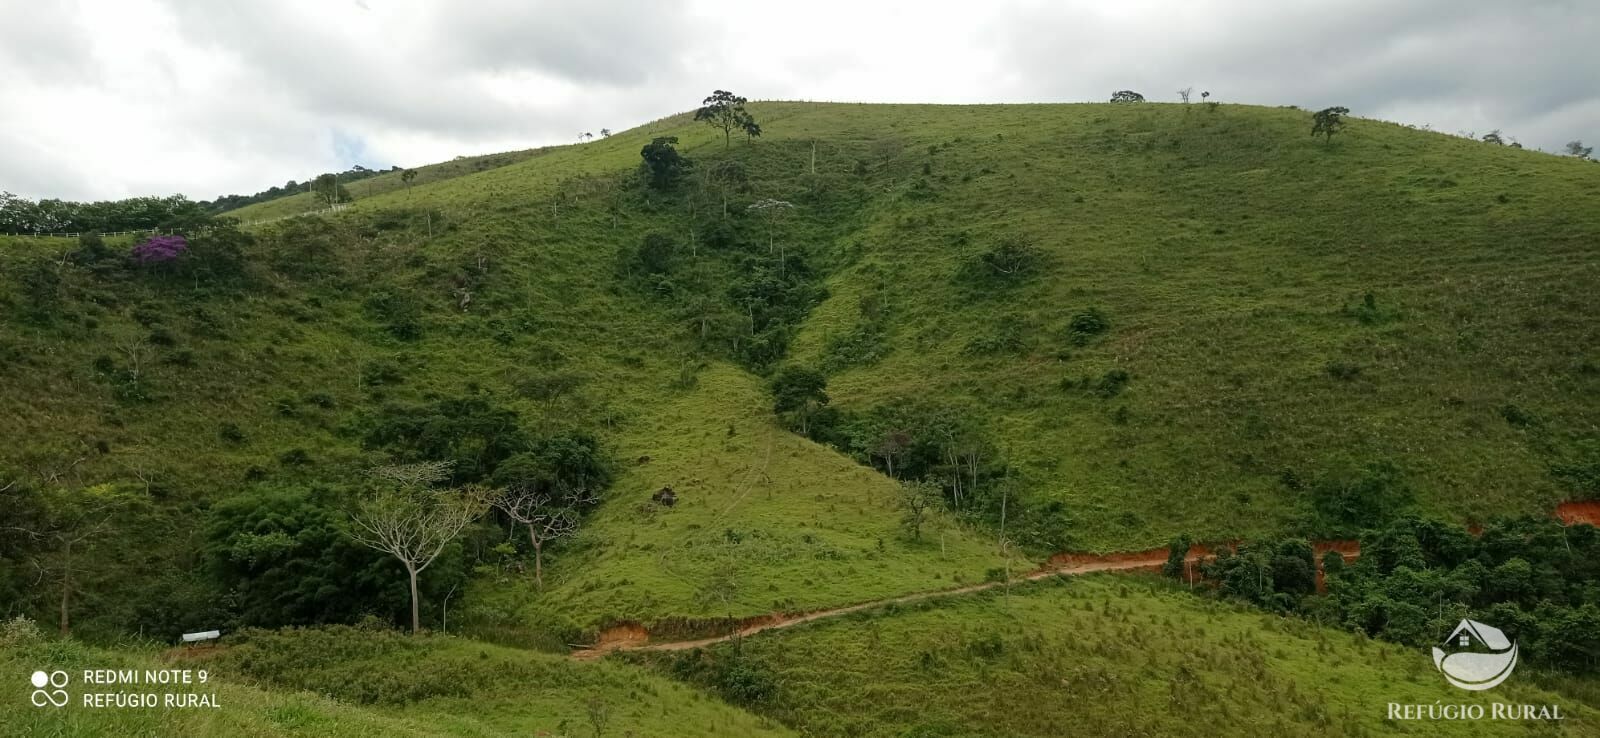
30, 670, 69, 707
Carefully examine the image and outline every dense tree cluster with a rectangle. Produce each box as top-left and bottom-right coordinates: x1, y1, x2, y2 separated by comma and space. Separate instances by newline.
1183, 516, 1600, 674
0, 192, 210, 235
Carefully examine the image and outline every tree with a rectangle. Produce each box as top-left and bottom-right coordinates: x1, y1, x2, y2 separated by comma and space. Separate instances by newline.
1177, 87, 1193, 103
1163, 535, 1194, 584
640, 136, 691, 190
1566, 140, 1594, 159
707, 159, 749, 219
898, 479, 941, 541
361, 396, 530, 483
347, 462, 489, 633
311, 173, 351, 207
630, 232, 676, 275
4, 484, 136, 635
1109, 90, 1145, 103
746, 198, 794, 254
694, 90, 760, 148
770, 365, 828, 434
206, 487, 433, 628
1481, 130, 1504, 145
1311, 106, 1350, 144
977, 236, 1040, 279
599, 128, 611, 138
490, 450, 600, 587
401, 169, 418, 191
489, 432, 607, 587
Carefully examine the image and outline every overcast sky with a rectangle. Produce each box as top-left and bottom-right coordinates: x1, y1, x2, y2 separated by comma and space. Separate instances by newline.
1, 0, 1595, 202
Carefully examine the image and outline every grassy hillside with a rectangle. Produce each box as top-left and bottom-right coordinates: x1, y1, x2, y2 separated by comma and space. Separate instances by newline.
3, 100, 1598, 646
469, 363, 1016, 640
776, 102, 1600, 548
638, 575, 1598, 736
1, 621, 790, 737
223, 147, 558, 223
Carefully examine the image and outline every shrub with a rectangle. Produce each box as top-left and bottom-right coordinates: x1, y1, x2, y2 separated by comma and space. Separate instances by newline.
1308, 461, 1413, 530
961, 236, 1042, 286
363, 291, 423, 341
71, 232, 115, 265
963, 317, 1028, 356
278, 448, 312, 466
0, 616, 42, 648
219, 422, 247, 444
632, 232, 676, 275
1094, 369, 1131, 398
1499, 403, 1536, 427
1068, 308, 1111, 344
1324, 361, 1362, 381
1163, 535, 1193, 579
821, 321, 888, 372
361, 360, 404, 387
1552, 441, 1600, 498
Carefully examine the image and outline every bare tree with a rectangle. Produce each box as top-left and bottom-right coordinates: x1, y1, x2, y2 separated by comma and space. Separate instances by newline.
348, 462, 489, 633
5, 485, 131, 635
491, 483, 596, 588
115, 335, 152, 388
1177, 87, 1193, 103
747, 199, 795, 253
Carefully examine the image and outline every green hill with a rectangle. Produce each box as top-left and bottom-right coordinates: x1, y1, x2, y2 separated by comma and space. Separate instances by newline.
635, 575, 1599, 737
222, 146, 558, 223
3, 99, 1600, 735
0, 620, 790, 737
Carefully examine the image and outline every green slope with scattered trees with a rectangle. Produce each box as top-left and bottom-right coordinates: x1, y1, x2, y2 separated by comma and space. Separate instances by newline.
3, 96, 1600, 735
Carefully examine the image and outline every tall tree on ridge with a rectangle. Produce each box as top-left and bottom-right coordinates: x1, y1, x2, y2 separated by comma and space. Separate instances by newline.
695, 90, 760, 148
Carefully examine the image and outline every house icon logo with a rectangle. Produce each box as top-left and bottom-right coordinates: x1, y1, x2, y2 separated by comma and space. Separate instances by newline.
1432, 619, 1518, 691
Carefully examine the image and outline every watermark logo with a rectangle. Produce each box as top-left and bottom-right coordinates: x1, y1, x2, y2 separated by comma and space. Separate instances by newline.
30, 670, 69, 707
1432, 619, 1517, 691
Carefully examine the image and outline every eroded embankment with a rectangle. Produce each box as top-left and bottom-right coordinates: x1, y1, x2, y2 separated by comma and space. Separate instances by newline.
1557, 501, 1600, 527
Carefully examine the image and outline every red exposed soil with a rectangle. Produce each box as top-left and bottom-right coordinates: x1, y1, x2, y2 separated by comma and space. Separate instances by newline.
1556, 501, 1600, 527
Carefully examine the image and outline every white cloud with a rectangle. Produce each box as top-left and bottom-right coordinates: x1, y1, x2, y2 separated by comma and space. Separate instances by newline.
0, 0, 1594, 201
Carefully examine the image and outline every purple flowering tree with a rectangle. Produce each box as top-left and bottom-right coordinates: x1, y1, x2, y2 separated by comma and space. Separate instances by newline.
130, 235, 188, 265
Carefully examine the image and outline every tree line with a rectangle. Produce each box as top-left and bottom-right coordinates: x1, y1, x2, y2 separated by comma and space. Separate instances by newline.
0, 165, 393, 236
1167, 515, 1600, 674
